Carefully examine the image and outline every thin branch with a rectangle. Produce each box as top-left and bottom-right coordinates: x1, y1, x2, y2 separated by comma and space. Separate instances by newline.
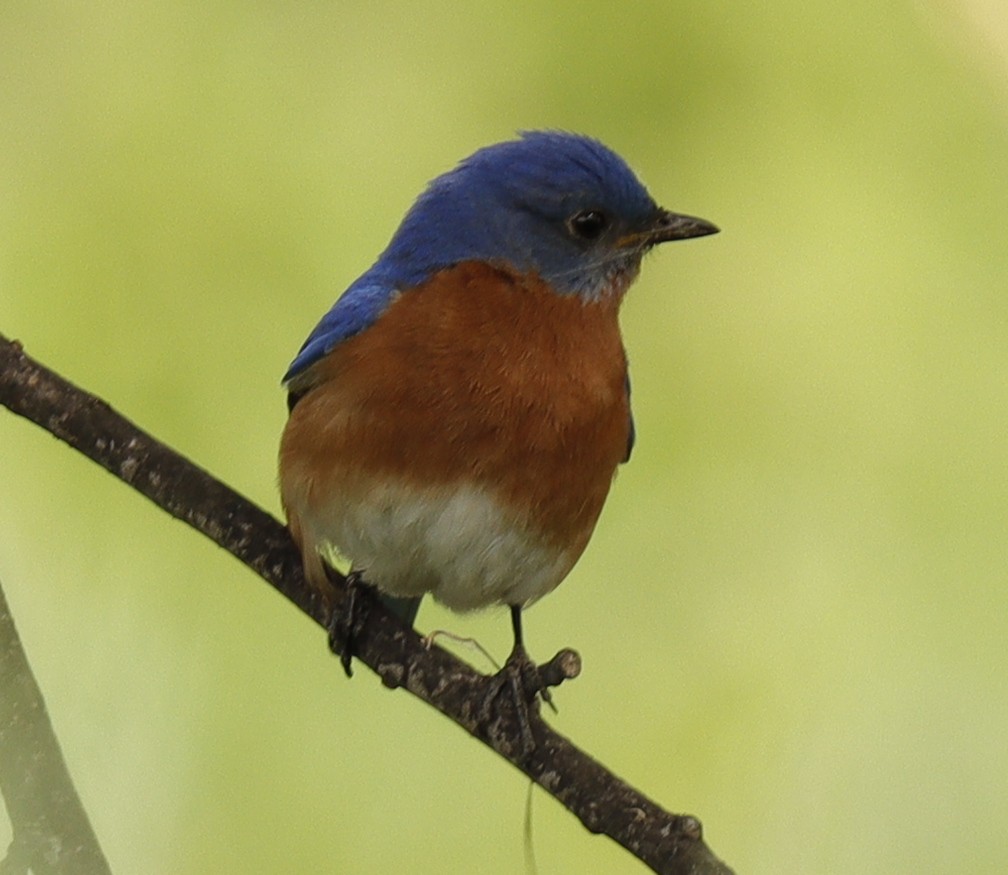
0, 576, 112, 875
0, 332, 736, 875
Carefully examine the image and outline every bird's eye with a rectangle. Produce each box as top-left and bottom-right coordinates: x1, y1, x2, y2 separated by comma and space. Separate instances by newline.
567, 209, 609, 241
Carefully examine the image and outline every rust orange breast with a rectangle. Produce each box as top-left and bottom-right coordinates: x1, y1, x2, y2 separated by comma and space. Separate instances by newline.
281, 261, 631, 555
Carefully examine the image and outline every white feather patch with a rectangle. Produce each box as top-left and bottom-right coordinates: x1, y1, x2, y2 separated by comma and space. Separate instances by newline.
306, 482, 573, 611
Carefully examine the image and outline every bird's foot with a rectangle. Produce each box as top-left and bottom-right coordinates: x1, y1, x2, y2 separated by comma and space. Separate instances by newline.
325, 569, 370, 677
478, 645, 582, 758
480, 645, 540, 757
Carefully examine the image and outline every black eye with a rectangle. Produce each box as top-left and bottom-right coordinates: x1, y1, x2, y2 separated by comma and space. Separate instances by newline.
567, 209, 609, 241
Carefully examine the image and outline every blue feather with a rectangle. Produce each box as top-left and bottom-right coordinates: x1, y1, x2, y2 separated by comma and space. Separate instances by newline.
284, 131, 665, 387
623, 371, 636, 463
283, 278, 395, 384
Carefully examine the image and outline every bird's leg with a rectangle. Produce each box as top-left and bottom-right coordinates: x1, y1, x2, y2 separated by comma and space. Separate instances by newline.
506, 605, 556, 711
478, 606, 551, 757
325, 568, 371, 678
510, 603, 527, 656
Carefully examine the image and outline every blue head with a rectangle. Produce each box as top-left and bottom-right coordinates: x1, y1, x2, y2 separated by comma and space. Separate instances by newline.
283, 131, 717, 386
373, 130, 717, 300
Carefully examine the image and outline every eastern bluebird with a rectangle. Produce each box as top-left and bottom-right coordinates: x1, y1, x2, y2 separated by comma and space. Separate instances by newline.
279, 131, 717, 675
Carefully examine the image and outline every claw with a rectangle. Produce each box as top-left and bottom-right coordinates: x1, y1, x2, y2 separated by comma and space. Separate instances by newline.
479, 645, 542, 757
326, 569, 370, 677
473, 605, 584, 755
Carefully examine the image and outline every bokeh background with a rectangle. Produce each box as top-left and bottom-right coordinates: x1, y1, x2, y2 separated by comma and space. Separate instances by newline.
2, 2, 1007, 873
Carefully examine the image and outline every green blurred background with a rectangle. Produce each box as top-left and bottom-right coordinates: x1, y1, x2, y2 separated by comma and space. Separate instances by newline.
2, 2, 1007, 872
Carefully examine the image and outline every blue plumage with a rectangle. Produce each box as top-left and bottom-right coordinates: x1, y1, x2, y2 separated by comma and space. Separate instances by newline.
283, 279, 392, 384
283, 131, 664, 386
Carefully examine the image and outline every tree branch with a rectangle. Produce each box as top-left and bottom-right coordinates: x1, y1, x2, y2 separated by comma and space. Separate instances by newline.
0, 576, 112, 875
0, 332, 735, 875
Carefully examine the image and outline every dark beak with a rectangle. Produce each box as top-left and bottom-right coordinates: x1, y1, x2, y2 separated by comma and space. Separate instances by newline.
646, 209, 719, 244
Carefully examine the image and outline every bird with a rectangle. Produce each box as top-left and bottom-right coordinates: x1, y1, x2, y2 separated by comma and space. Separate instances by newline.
278, 130, 717, 680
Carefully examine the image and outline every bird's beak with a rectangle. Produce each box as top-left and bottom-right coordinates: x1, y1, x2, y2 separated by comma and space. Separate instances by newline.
615, 209, 718, 249
645, 209, 719, 244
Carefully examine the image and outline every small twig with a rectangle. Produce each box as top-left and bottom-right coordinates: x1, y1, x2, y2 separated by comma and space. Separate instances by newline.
422, 628, 504, 672
538, 647, 582, 689
0, 332, 735, 875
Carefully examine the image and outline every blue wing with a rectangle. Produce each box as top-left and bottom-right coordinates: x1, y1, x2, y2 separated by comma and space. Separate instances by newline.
623, 370, 635, 463
283, 277, 397, 387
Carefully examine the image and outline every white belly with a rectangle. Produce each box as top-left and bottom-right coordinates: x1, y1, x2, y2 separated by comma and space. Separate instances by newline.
307, 482, 574, 611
